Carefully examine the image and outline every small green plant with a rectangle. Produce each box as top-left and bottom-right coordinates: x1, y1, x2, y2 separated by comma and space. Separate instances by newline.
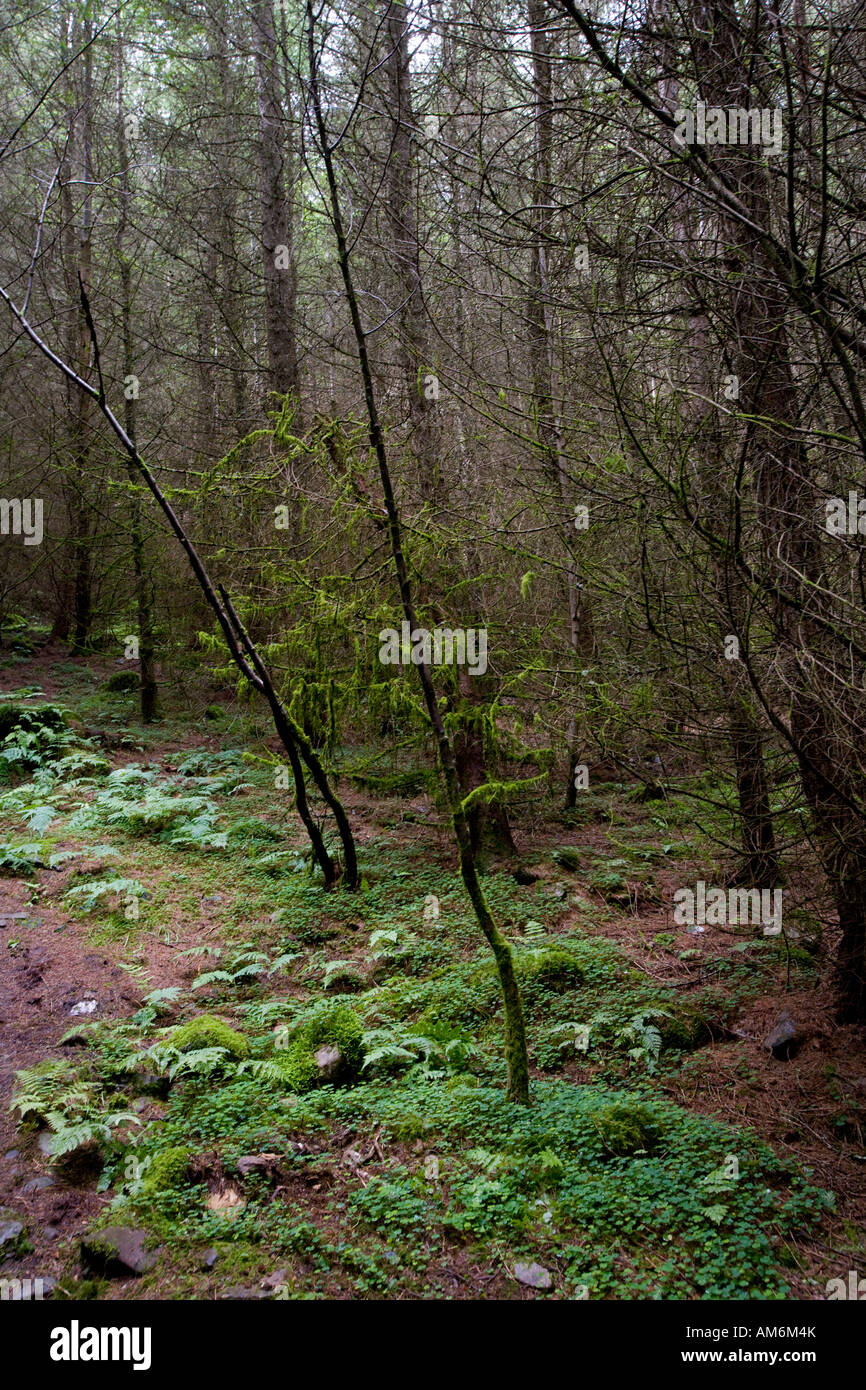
594, 1101, 667, 1156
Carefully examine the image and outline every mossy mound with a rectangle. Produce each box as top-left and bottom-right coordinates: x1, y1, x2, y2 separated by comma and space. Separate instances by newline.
141, 1146, 192, 1195
170, 1015, 250, 1059
101, 670, 139, 694
594, 1101, 667, 1156
518, 947, 585, 991
270, 1002, 364, 1093
552, 846, 581, 872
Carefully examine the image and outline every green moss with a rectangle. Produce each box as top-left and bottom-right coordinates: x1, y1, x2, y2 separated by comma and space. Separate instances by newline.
270, 1002, 364, 1093
519, 948, 585, 991
170, 1015, 250, 1059
141, 1146, 192, 1195
101, 671, 139, 693
594, 1101, 666, 1156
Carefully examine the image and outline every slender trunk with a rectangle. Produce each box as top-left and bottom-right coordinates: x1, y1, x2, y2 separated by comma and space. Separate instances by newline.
252, 0, 300, 414
116, 19, 159, 721
307, 1, 529, 1101
527, 0, 595, 807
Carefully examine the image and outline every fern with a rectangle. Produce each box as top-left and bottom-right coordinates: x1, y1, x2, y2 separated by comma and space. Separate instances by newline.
65, 877, 145, 912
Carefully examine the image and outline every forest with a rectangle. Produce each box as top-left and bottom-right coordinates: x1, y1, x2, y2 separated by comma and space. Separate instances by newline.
0, 0, 864, 1313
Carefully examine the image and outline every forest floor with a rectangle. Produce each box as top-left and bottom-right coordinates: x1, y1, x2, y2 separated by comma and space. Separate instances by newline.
0, 644, 863, 1300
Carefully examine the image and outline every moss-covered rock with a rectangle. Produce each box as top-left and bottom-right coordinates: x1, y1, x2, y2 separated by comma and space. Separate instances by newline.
269, 1002, 364, 1093
170, 1015, 250, 1059
141, 1146, 192, 1195
594, 1101, 666, 1156
101, 670, 139, 694
518, 947, 585, 991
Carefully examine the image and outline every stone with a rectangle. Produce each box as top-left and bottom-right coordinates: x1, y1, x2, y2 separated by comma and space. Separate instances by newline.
315, 1043, 342, 1082
81, 1225, 159, 1277
22, 1175, 54, 1193
70, 999, 98, 1016
260, 1267, 287, 1291
201, 1247, 219, 1271
765, 1011, 801, 1059
513, 1261, 552, 1290
220, 1285, 268, 1300
237, 1154, 281, 1178
206, 1187, 245, 1215
37, 1133, 54, 1156
0, 1210, 25, 1250
4, 1150, 19, 1161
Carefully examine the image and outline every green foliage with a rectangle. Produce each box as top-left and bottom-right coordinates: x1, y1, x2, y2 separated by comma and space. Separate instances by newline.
65, 877, 146, 913
10, 1059, 141, 1160
0, 840, 48, 874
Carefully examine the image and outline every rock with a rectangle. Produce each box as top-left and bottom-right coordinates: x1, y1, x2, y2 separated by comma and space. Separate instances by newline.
220, 1285, 268, 1300
0, 1209, 25, 1250
765, 1011, 801, 1059
37, 1133, 54, 1157
43, 1226, 59, 1241
81, 1226, 159, 1277
513, 867, 540, 886
513, 1261, 552, 1290
260, 1267, 287, 1291
206, 1187, 245, 1215
201, 1247, 219, 1271
69, 999, 97, 1016
4, 1150, 19, 1161
315, 1043, 342, 1082
237, 1154, 281, 1178
22, 1175, 54, 1193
